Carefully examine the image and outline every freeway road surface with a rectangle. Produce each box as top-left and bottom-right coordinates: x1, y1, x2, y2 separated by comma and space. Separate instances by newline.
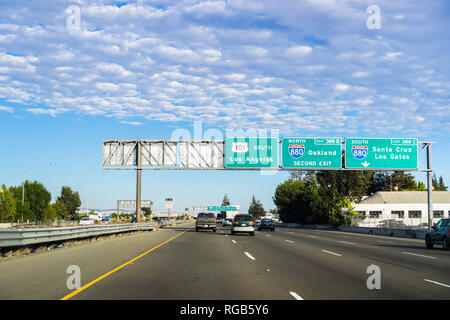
0, 221, 449, 300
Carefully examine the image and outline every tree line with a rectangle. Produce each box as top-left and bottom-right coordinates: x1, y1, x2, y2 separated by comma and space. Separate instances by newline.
0, 181, 81, 223
273, 171, 447, 226
220, 193, 267, 220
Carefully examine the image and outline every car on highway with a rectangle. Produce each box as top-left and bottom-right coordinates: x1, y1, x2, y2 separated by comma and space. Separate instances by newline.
196, 212, 216, 232
231, 214, 256, 236
100, 218, 110, 224
79, 217, 94, 225
257, 218, 275, 231
425, 218, 450, 250
222, 218, 233, 226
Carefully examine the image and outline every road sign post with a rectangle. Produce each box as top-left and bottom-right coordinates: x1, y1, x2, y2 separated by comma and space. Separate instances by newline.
281, 137, 341, 169
165, 198, 173, 219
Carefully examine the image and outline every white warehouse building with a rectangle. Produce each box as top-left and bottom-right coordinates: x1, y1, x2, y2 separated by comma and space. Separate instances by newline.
352, 191, 450, 229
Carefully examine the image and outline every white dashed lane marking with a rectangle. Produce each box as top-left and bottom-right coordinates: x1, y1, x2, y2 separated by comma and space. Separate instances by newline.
289, 291, 304, 300
321, 250, 342, 257
244, 252, 256, 260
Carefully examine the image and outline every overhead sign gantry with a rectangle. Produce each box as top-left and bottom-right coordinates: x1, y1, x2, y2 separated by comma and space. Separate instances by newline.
102, 137, 433, 227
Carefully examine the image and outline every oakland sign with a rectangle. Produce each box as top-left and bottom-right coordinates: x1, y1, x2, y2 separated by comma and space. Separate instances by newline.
281, 137, 342, 169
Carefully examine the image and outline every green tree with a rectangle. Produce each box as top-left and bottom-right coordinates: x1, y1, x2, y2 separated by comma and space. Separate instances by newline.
316, 170, 371, 203
273, 178, 327, 225
52, 200, 68, 220
438, 176, 448, 191
390, 171, 417, 191
248, 195, 265, 220
416, 181, 427, 191
12, 180, 52, 221
328, 199, 355, 227
142, 207, 152, 217
42, 204, 57, 221
219, 194, 231, 219
433, 174, 448, 191
57, 186, 81, 220
222, 194, 231, 206
0, 184, 16, 222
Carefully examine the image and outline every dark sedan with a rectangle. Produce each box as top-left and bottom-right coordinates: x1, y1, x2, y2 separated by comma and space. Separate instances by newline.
425, 218, 450, 250
257, 218, 275, 231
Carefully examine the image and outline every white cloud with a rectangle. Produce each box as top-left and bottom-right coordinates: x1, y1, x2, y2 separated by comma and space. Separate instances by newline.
384, 52, 403, 60
352, 71, 369, 78
286, 46, 313, 57
119, 120, 144, 126
334, 83, 350, 91
25, 108, 59, 117
0, 105, 13, 113
95, 82, 120, 92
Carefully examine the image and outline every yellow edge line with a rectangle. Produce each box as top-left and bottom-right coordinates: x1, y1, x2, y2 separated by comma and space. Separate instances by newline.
60, 230, 187, 300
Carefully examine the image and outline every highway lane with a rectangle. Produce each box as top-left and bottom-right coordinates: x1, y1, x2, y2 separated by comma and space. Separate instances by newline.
70, 223, 293, 300
0, 225, 187, 299
0, 221, 449, 299
233, 226, 450, 299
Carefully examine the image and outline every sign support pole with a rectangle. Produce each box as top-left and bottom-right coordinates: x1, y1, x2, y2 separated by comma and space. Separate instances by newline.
136, 142, 142, 223
426, 143, 433, 230
117, 200, 119, 221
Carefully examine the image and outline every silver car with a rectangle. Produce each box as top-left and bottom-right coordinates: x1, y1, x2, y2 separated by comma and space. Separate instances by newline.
223, 218, 233, 226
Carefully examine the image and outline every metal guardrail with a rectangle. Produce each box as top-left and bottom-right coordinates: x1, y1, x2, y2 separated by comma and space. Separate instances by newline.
274, 222, 428, 239
0, 223, 157, 248
159, 220, 191, 226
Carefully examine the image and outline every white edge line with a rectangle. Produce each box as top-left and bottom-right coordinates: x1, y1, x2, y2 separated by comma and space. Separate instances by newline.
339, 241, 355, 245
289, 291, 304, 300
285, 240, 295, 243
321, 250, 342, 257
424, 279, 450, 288
244, 252, 256, 260
232, 240, 236, 244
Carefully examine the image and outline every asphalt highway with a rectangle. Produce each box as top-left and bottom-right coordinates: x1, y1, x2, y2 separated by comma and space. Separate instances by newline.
0, 221, 449, 300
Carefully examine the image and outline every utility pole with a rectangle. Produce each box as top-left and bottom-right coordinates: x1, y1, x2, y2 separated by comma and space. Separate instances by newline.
136, 142, 142, 223
426, 143, 433, 229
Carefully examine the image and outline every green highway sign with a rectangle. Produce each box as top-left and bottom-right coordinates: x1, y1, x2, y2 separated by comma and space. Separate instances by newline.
345, 138, 418, 169
281, 137, 342, 169
208, 206, 238, 211
224, 137, 278, 168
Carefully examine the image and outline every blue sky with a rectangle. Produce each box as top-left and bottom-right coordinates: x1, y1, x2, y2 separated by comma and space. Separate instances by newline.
0, 0, 449, 212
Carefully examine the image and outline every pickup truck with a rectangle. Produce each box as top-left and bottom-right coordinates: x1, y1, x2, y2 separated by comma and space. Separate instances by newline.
196, 212, 217, 232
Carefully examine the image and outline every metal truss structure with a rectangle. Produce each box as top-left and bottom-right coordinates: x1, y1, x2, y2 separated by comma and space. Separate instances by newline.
102, 140, 224, 170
